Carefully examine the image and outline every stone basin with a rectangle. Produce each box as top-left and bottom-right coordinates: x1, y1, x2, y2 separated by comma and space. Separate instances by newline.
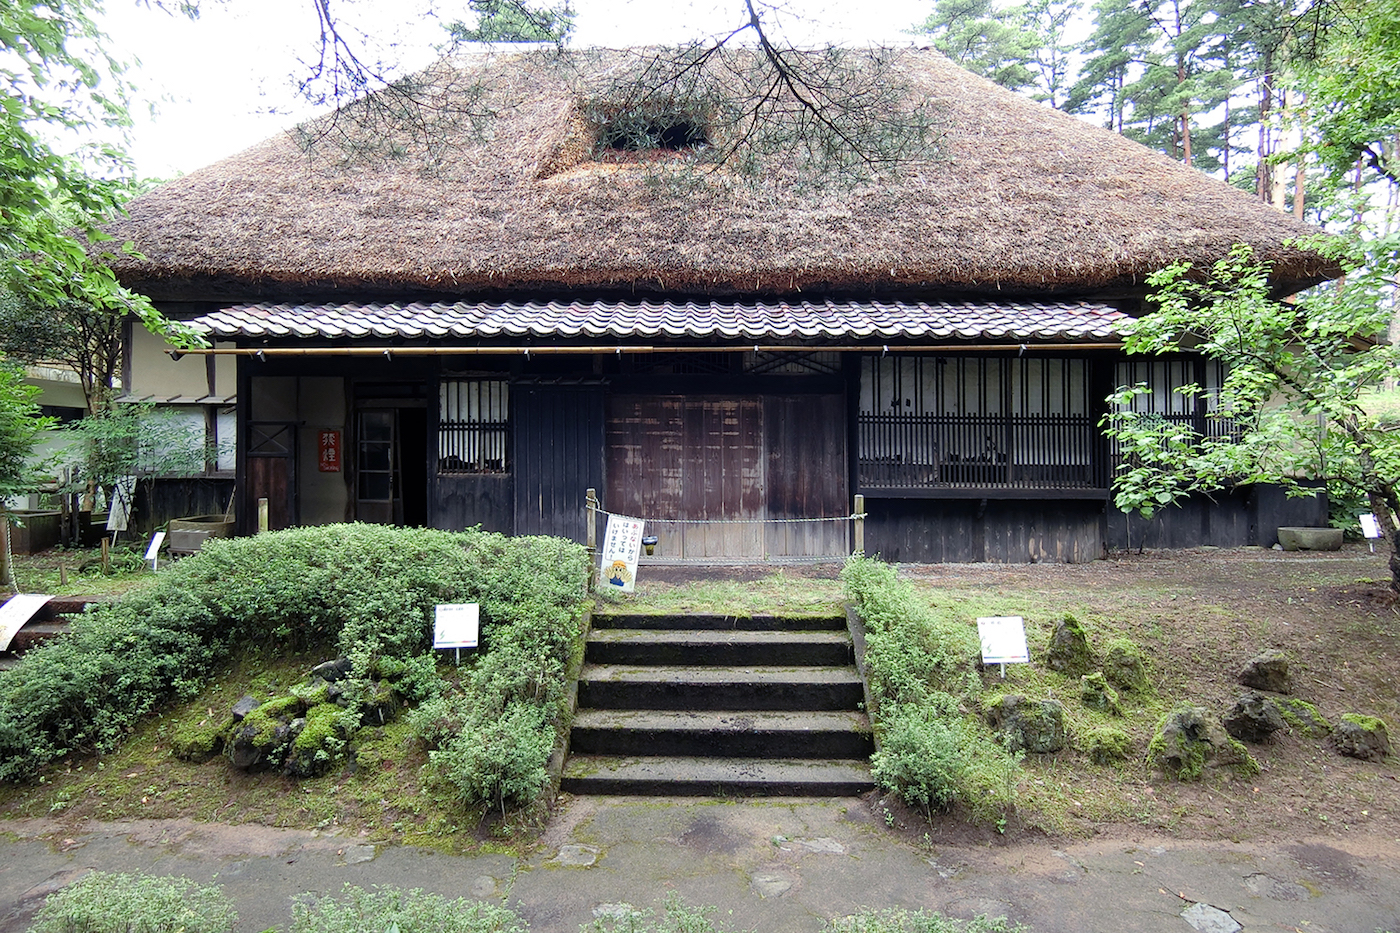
1276, 526, 1344, 551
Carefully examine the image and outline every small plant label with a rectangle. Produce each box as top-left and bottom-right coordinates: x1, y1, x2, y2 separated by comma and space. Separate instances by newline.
977, 616, 1029, 673
0, 594, 53, 652
145, 531, 166, 570
434, 603, 480, 650
1360, 513, 1382, 538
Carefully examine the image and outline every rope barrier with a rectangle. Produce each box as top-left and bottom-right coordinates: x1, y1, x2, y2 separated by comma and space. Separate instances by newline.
590, 506, 866, 525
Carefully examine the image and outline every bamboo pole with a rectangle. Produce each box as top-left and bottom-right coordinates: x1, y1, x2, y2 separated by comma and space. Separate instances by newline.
853, 494, 865, 557
168, 341, 1124, 359
585, 487, 598, 593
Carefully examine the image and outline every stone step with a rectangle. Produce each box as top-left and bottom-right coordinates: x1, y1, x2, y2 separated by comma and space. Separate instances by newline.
571, 709, 874, 758
560, 755, 875, 796
577, 664, 865, 711
590, 612, 846, 632
585, 629, 853, 667
6, 622, 69, 653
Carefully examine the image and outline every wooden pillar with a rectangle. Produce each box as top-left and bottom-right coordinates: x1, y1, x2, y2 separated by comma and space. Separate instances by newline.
853, 494, 865, 557
258, 497, 269, 534
585, 487, 598, 592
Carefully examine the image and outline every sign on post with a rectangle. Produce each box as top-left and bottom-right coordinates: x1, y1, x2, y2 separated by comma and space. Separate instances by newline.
977, 616, 1029, 678
600, 514, 645, 593
434, 603, 480, 665
145, 531, 166, 570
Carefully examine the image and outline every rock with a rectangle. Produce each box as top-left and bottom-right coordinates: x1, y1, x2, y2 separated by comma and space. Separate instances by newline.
1181, 902, 1241, 933
1239, 649, 1292, 694
1045, 617, 1092, 675
988, 695, 1067, 753
1222, 692, 1285, 743
1275, 698, 1331, 737
1331, 714, 1390, 761
231, 695, 260, 720
311, 657, 353, 682
1276, 526, 1343, 551
1079, 672, 1121, 715
1103, 638, 1150, 693
1148, 705, 1256, 781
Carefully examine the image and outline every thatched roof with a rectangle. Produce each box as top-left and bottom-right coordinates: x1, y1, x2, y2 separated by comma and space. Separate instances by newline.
106, 48, 1334, 302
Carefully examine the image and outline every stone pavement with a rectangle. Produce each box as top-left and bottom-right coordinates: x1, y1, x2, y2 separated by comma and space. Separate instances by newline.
1, 796, 1397, 933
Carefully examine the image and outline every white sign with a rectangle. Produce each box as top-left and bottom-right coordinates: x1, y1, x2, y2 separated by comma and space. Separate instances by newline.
1360, 513, 1383, 539
106, 476, 136, 532
0, 594, 53, 653
145, 531, 166, 560
977, 616, 1030, 665
434, 603, 480, 649
600, 514, 645, 593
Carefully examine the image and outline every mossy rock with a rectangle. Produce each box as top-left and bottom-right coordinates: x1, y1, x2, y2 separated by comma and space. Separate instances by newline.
285, 702, 349, 778
1332, 713, 1391, 762
1147, 704, 1259, 781
987, 694, 1067, 754
170, 717, 231, 763
1276, 698, 1331, 738
1102, 638, 1150, 693
1082, 726, 1133, 764
1079, 671, 1121, 715
226, 695, 308, 770
1045, 616, 1093, 676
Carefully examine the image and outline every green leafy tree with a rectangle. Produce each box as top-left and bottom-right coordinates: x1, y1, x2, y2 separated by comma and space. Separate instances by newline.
912, 0, 1040, 93
1103, 239, 1400, 591
446, 0, 575, 44
0, 364, 55, 595
1293, 0, 1400, 189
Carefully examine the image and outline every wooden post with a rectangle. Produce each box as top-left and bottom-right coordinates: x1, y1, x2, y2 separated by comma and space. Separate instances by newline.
853, 494, 865, 557
585, 487, 598, 592
100, 537, 111, 575
0, 510, 15, 596
258, 497, 269, 534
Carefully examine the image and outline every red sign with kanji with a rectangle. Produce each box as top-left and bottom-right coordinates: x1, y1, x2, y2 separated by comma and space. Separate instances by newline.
318, 430, 342, 472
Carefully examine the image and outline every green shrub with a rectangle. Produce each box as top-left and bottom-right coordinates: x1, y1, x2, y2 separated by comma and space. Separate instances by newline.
873, 702, 1020, 822
827, 909, 1025, 933
845, 557, 1021, 823
28, 871, 235, 933
291, 884, 526, 933
429, 699, 556, 817
0, 524, 588, 795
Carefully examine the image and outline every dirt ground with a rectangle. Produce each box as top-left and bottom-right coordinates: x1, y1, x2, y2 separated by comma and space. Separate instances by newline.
649, 544, 1400, 848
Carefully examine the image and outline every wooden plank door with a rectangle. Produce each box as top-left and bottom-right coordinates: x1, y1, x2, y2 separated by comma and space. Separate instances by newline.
605, 396, 764, 559
764, 394, 849, 557
514, 385, 605, 542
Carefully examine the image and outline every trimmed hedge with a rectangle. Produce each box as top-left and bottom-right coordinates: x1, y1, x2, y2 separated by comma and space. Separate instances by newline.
0, 524, 588, 801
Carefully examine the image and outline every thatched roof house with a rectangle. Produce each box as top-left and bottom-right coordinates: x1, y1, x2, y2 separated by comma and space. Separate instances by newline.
112, 47, 1331, 564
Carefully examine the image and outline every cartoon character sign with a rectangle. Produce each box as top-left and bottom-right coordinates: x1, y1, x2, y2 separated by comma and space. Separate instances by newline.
600, 515, 644, 593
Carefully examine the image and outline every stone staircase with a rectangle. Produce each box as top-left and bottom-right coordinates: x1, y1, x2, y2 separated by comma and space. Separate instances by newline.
561, 611, 875, 796
0, 596, 100, 671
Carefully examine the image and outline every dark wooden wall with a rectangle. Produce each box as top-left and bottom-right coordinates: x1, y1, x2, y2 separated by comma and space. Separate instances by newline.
513, 384, 605, 541
136, 477, 237, 536
1105, 484, 1328, 550
432, 474, 513, 534
864, 497, 1104, 563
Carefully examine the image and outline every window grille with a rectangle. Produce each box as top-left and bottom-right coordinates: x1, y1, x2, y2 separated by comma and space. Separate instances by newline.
857, 356, 1101, 491
1111, 360, 1241, 456
439, 380, 509, 474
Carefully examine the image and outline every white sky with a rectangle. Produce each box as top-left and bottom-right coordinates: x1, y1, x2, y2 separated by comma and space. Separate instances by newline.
98, 0, 932, 178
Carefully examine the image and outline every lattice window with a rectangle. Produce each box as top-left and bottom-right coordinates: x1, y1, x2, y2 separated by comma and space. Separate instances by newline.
1112, 359, 1239, 445
439, 380, 509, 474
857, 356, 1099, 490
